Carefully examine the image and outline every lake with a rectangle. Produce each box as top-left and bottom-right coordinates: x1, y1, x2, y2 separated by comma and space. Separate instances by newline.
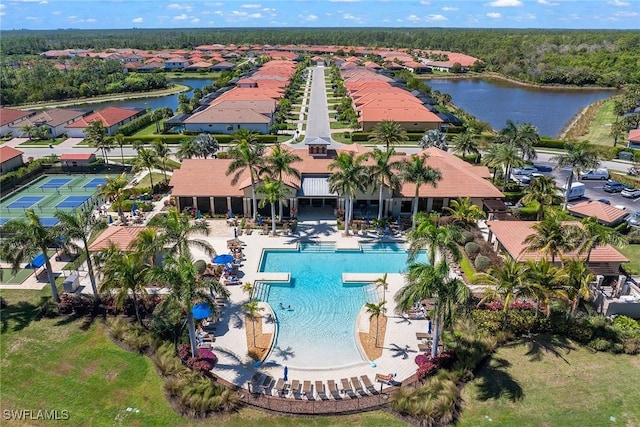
426, 78, 617, 138
77, 78, 214, 112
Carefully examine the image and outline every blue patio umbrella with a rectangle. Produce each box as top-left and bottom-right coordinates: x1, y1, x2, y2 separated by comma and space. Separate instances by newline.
213, 254, 234, 264
283, 366, 288, 382
257, 216, 263, 226
192, 302, 213, 320
197, 209, 202, 219
233, 227, 237, 238
228, 208, 234, 218
397, 216, 402, 227
131, 202, 138, 213
108, 215, 113, 224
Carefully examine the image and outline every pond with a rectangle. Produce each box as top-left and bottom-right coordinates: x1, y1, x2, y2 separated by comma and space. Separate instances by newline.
427, 78, 617, 138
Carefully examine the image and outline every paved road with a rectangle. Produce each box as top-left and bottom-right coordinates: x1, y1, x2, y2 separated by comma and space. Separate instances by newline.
303, 65, 332, 141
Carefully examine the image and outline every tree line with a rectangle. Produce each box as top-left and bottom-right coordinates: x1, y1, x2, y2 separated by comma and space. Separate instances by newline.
1, 28, 639, 87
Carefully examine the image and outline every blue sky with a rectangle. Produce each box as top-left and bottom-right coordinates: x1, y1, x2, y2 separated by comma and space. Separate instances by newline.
1, 0, 638, 30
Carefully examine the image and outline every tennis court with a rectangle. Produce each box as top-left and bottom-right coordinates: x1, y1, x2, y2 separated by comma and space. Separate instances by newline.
0, 174, 122, 227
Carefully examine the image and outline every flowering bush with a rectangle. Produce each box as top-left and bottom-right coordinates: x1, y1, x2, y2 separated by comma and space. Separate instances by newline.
178, 344, 217, 373
415, 350, 456, 380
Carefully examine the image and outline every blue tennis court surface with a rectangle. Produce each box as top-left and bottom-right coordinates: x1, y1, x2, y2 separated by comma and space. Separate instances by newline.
84, 178, 106, 188
39, 178, 72, 189
41, 217, 60, 227
0, 218, 9, 226
7, 196, 44, 209
55, 195, 91, 208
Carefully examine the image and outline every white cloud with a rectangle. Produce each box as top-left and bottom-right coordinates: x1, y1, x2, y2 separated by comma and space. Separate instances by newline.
488, 0, 522, 7
613, 10, 638, 16
300, 13, 318, 21
86, 18, 96, 22
342, 13, 357, 19
191, 17, 200, 23
248, 12, 261, 18
0, 4, 5, 9
230, 10, 262, 18
214, 10, 223, 15
0, 11, 4, 16
168, 4, 193, 12
329, 0, 362, 2
68, 15, 77, 19
426, 14, 447, 21
241, 3, 261, 8
52, 10, 60, 15
204, 2, 223, 6
132, 17, 143, 23
486, 12, 502, 18
537, 0, 558, 5
406, 14, 421, 22
516, 13, 536, 21
420, 0, 430, 4
26, 16, 42, 20
442, 7, 458, 11
173, 14, 188, 20
608, 0, 629, 6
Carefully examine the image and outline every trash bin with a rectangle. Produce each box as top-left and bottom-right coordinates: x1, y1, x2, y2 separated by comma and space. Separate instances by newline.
63, 274, 79, 293
619, 151, 633, 161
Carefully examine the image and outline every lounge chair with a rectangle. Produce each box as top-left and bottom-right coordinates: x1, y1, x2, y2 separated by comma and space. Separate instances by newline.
340, 378, 352, 394
327, 380, 339, 397
375, 373, 394, 384
289, 379, 300, 397
418, 343, 431, 352
360, 375, 375, 392
261, 376, 274, 392
250, 373, 265, 393
315, 381, 327, 400
416, 332, 431, 340
351, 376, 364, 394
302, 380, 312, 398
274, 378, 285, 396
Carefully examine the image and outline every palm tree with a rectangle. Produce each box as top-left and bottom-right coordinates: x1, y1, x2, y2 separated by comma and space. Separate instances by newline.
374, 273, 390, 304
152, 139, 171, 183
97, 173, 129, 221
369, 119, 408, 151
194, 133, 219, 159
129, 228, 163, 266
241, 282, 254, 300
112, 133, 126, 166
365, 301, 386, 347
549, 141, 600, 208
54, 209, 107, 301
451, 129, 480, 161
256, 176, 288, 235
227, 138, 265, 221
561, 259, 595, 318
475, 258, 530, 328
156, 207, 215, 257
132, 147, 160, 192
262, 143, 301, 219
20, 123, 37, 140
0, 210, 61, 302
98, 243, 150, 325
328, 151, 369, 236
149, 253, 227, 357
484, 142, 525, 187
522, 212, 582, 265
231, 128, 259, 146
521, 176, 562, 220
395, 261, 470, 357
243, 299, 264, 348
399, 154, 442, 230
368, 147, 403, 220
526, 259, 564, 317
444, 197, 486, 228
407, 214, 462, 264
579, 217, 627, 262
176, 138, 200, 160
496, 120, 539, 161
84, 120, 112, 164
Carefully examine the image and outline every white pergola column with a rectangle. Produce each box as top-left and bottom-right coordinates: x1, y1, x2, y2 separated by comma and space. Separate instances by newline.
426, 198, 433, 213
226, 196, 232, 211
209, 197, 214, 214
192, 196, 197, 210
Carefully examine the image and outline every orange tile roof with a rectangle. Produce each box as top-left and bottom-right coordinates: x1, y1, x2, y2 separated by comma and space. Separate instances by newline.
629, 128, 640, 143
88, 226, 146, 252
60, 153, 94, 160
487, 220, 629, 264
207, 99, 277, 115
568, 201, 629, 225
358, 106, 442, 124
0, 146, 23, 162
0, 108, 34, 126
66, 107, 140, 128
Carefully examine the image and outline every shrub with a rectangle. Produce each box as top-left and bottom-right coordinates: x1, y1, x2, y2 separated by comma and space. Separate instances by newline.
464, 241, 480, 258
589, 338, 612, 352
118, 112, 154, 136
474, 255, 491, 272
194, 259, 207, 274
458, 230, 475, 245
613, 315, 640, 332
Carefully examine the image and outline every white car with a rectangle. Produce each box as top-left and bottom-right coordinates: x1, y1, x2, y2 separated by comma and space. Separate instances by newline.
580, 169, 609, 180
621, 187, 640, 198
512, 166, 539, 176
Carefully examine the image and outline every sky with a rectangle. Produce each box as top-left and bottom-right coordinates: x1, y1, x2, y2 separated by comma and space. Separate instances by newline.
0, 0, 638, 31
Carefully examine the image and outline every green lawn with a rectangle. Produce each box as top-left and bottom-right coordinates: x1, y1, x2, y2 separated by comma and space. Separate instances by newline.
135, 172, 166, 190
18, 137, 66, 146
133, 120, 165, 137
0, 267, 34, 284
620, 243, 640, 275
0, 289, 407, 426
583, 98, 617, 145
458, 335, 640, 427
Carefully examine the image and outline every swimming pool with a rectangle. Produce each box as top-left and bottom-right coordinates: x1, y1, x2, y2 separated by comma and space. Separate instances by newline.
256, 242, 427, 369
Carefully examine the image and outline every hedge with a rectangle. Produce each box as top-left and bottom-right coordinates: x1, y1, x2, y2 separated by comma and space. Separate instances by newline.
118, 112, 154, 136
351, 132, 428, 142
122, 134, 278, 144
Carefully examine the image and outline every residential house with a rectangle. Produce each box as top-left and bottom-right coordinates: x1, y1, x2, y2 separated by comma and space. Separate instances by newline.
9, 109, 88, 138
164, 57, 190, 70
88, 226, 146, 252
0, 108, 35, 136
0, 146, 24, 174
60, 153, 96, 170
182, 107, 272, 134
628, 128, 640, 150
64, 107, 144, 138
567, 201, 629, 227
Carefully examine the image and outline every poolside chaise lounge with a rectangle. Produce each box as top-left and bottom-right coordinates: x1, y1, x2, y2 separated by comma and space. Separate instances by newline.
416, 332, 431, 339
327, 380, 340, 397
350, 376, 364, 394
250, 373, 266, 393
274, 378, 286, 396
302, 380, 312, 398
315, 381, 327, 400
340, 378, 352, 394
289, 379, 300, 397
375, 373, 394, 384
418, 343, 432, 352
360, 375, 375, 392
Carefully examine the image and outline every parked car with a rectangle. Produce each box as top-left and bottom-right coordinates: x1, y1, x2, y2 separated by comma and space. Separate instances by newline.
603, 180, 626, 193
580, 168, 610, 180
628, 167, 639, 176
628, 210, 640, 228
621, 187, 640, 198
512, 166, 539, 176
597, 198, 611, 205
563, 182, 586, 200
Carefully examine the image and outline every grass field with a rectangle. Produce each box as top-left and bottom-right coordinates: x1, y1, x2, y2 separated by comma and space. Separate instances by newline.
581, 99, 617, 145
458, 335, 640, 427
0, 267, 34, 284
620, 243, 640, 275
0, 288, 407, 426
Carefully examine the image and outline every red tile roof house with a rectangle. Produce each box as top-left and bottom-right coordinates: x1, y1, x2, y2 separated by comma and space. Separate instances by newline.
0, 146, 24, 174
8, 108, 89, 138
0, 108, 36, 136
169, 145, 503, 220
182, 106, 272, 134
567, 200, 629, 227
88, 226, 146, 252
60, 153, 96, 170
628, 128, 640, 150
64, 107, 144, 138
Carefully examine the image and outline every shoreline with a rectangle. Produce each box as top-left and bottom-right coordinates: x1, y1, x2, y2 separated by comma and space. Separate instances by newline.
11, 84, 190, 110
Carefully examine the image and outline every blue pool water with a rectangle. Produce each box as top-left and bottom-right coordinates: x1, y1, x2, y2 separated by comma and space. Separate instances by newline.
257, 242, 427, 369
